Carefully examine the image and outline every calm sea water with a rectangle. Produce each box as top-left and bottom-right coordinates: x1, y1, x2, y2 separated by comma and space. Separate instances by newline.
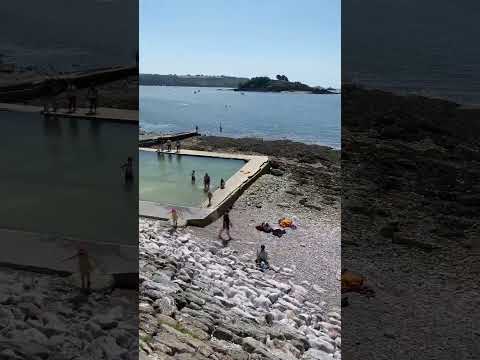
140, 86, 340, 148
0, 112, 138, 245
343, 0, 480, 105
140, 151, 245, 207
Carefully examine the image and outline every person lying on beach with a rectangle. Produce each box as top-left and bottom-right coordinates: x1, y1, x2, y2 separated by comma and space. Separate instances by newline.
256, 245, 269, 271
255, 222, 286, 237
121, 157, 134, 182
62, 248, 94, 291
256, 222, 273, 233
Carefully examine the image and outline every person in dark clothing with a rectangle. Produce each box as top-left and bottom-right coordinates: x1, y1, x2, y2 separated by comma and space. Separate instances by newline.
207, 190, 213, 207
87, 83, 98, 114
256, 245, 269, 271
191, 170, 196, 184
218, 211, 232, 241
121, 157, 134, 182
220, 178, 225, 189
204, 173, 211, 192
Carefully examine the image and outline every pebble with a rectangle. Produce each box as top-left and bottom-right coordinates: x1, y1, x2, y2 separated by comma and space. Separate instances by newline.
139, 218, 341, 359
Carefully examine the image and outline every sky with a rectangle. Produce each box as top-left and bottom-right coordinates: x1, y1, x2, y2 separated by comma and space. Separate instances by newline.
140, 0, 340, 87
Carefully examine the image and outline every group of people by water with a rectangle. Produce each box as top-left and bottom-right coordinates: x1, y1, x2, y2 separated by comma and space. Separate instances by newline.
43, 82, 99, 115
156, 139, 182, 153
190, 170, 225, 207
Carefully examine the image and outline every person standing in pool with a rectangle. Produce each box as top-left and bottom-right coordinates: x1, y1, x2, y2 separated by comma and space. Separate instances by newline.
191, 170, 196, 184
204, 173, 211, 192
218, 210, 232, 241
121, 157, 134, 182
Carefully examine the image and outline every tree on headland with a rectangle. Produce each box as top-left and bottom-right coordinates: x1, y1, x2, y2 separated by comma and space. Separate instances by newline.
276, 74, 289, 82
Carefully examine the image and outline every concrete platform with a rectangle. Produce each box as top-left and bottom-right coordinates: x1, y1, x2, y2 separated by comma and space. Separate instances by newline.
0, 103, 138, 122
0, 228, 138, 275
139, 148, 269, 226
139, 132, 199, 146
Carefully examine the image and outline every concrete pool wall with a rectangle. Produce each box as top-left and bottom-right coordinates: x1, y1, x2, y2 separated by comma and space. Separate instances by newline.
139, 148, 269, 226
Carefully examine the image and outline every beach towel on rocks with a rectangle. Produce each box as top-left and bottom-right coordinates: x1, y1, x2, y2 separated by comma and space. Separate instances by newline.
278, 217, 297, 229
341, 270, 375, 297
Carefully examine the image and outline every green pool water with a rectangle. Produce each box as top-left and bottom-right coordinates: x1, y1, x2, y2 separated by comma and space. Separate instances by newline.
139, 150, 245, 207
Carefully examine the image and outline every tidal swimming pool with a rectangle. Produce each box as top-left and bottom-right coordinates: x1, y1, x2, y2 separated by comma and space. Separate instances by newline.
139, 150, 245, 207
0, 112, 138, 245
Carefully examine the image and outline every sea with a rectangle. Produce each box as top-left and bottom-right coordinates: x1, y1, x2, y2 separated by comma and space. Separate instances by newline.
140, 86, 341, 149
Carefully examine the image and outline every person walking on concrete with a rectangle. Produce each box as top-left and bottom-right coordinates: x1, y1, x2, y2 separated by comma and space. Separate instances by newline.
176, 140, 181, 152
204, 173, 211, 192
207, 190, 213, 207
167, 140, 172, 152
218, 210, 232, 241
195, 125, 199, 134
220, 178, 225, 189
87, 83, 98, 114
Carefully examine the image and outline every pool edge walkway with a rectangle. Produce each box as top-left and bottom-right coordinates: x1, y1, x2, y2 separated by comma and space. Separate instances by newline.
139, 148, 270, 226
0, 103, 138, 123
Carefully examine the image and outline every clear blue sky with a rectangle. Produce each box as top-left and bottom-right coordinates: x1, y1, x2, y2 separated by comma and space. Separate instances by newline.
140, 0, 340, 87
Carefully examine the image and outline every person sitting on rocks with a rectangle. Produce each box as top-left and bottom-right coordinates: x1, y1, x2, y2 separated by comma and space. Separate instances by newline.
256, 245, 269, 271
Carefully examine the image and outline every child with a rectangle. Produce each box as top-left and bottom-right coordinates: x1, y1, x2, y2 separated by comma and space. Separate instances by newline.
62, 248, 94, 291
207, 190, 213, 207
171, 208, 178, 228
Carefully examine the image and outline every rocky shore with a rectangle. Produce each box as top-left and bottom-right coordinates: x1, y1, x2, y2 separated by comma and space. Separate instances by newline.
0, 267, 138, 359
140, 135, 341, 359
342, 85, 480, 358
140, 218, 341, 360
